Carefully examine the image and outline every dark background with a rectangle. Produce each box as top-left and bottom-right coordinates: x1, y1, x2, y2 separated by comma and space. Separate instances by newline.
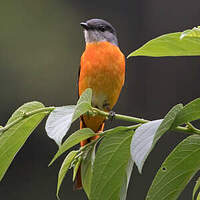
0, 0, 200, 199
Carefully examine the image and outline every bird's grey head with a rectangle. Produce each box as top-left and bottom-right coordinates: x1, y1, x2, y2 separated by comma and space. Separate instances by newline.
80, 19, 118, 46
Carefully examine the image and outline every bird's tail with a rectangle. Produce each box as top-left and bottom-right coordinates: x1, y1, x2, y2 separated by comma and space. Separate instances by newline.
74, 116, 104, 190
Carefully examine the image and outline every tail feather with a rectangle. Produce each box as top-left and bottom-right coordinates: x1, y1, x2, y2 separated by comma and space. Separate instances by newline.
74, 117, 104, 190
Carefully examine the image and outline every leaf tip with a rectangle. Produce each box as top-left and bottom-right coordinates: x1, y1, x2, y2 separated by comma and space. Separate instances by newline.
133, 157, 144, 174
127, 53, 133, 58
48, 161, 53, 167
48, 156, 57, 167
56, 193, 61, 200
138, 168, 143, 174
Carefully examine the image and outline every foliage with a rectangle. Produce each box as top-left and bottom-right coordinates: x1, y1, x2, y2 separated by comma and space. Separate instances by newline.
89, 129, 133, 200
146, 135, 200, 200
0, 102, 48, 181
128, 26, 200, 57
1, 26, 200, 200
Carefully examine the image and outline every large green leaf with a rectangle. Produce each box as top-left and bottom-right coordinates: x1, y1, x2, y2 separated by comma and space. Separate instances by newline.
57, 150, 78, 199
90, 130, 133, 200
49, 128, 95, 165
128, 32, 200, 57
45, 88, 92, 146
146, 135, 200, 200
172, 98, 200, 128
0, 101, 47, 181
131, 104, 183, 173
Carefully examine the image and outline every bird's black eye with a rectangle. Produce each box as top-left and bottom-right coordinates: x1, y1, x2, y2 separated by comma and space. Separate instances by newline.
99, 25, 106, 32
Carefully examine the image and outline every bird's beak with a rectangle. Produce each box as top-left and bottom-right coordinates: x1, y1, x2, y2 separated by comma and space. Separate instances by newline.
80, 22, 89, 30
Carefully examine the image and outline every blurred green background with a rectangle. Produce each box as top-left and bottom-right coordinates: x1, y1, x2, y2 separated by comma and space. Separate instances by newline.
1, 0, 200, 199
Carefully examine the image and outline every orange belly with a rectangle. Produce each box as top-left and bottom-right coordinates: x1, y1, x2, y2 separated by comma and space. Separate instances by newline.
79, 41, 125, 132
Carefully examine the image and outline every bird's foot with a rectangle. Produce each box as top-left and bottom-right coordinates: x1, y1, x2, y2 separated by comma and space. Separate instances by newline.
108, 111, 116, 121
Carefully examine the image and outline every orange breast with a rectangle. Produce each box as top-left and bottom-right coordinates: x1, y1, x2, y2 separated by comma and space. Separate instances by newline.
79, 41, 125, 110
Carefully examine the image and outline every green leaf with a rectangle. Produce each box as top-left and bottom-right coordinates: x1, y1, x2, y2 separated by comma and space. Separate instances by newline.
128, 32, 200, 58
72, 88, 92, 122
45, 88, 92, 146
193, 177, 200, 200
45, 106, 76, 146
172, 98, 200, 128
131, 104, 183, 173
77, 88, 92, 105
57, 150, 78, 199
90, 129, 133, 200
131, 119, 163, 173
154, 104, 183, 143
49, 128, 95, 165
81, 144, 96, 198
180, 26, 200, 39
73, 156, 81, 182
0, 101, 47, 181
146, 135, 200, 200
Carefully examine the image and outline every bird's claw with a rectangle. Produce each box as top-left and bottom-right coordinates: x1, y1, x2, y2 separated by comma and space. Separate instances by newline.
108, 111, 116, 121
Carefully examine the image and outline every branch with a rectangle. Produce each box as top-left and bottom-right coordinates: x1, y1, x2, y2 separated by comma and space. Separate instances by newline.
92, 108, 148, 123
92, 108, 200, 136
1, 105, 200, 138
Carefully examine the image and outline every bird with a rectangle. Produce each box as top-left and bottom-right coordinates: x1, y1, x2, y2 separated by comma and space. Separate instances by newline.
75, 18, 125, 189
